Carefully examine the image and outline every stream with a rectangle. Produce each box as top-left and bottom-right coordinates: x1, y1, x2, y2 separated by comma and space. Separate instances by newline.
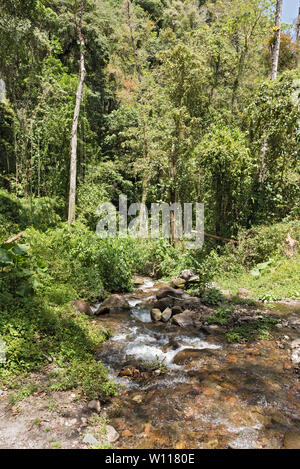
95, 279, 300, 449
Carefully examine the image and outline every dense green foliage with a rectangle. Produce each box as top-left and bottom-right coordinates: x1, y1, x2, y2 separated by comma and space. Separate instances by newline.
0, 1, 299, 396
0, 0, 299, 233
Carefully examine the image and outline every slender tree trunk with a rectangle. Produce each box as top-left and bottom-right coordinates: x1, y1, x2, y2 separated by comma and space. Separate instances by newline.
271, 0, 283, 81
258, 1, 283, 183
169, 143, 178, 246
68, 0, 86, 223
296, 7, 300, 67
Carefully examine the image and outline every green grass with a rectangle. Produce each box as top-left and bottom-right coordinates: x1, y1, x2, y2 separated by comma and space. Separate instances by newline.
216, 255, 300, 301
0, 296, 117, 400
225, 317, 278, 343
207, 306, 234, 325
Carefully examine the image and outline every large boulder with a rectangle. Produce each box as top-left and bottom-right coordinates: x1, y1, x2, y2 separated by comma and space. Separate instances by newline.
100, 294, 130, 313
94, 305, 110, 316
153, 296, 175, 311
172, 310, 195, 328
156, 287, 183, 300
73, 300, 93, 316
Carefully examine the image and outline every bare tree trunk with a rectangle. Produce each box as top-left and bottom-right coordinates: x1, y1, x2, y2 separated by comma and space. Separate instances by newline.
271, 0, 283, 81
296, 7, 300, 67
68, 0, 86, 223
258, 1, 283, 182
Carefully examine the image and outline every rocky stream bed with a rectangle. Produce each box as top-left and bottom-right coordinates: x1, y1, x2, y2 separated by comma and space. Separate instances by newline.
85, 276, 300, 450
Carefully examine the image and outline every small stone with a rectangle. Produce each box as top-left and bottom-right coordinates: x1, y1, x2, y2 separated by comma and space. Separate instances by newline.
106, 425, 119, 443
132, 394, 143, 403
291, 339, 300, 364
121, 429, 133, 437
87, 400, 101, 413
161, 307, 172, 322
83, 433, 99, 446
151, 308, 162, 322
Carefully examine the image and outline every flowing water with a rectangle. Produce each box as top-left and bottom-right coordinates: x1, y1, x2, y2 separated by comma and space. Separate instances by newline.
95, 279, 300, 449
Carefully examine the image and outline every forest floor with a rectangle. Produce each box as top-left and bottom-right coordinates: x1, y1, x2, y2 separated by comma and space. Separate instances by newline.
0, 365, 115, 449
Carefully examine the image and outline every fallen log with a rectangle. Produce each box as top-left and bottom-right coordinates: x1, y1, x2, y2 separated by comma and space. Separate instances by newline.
191, 230, 238, 244
5, 232, 25, 244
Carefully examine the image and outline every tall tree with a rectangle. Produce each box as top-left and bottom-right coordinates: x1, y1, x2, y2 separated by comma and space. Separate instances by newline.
68, 0, 86, 223
296, 5, 300, 67
271, 0, 283, 80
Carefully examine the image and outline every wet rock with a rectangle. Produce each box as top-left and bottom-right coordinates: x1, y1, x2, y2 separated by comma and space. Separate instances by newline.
153, 296, 175, 311
73, 300, 93, 316
119, 368, 140, 378
156, 287, 183, 300
171, 278, 186, 289
83, 433, 99, 446
172, 310, 195, 328
94, 305, 110, 316
283, 431, 300, 449
173, 348, 208, 365
161, 307, 172, 323
172, 305, 183, 316
151, 308, 162, 322
133, 277, 144, 286
121, 429, 133, 437
101, 294, 130, 313
163, 338, 181, 352
87, 400, 101, 413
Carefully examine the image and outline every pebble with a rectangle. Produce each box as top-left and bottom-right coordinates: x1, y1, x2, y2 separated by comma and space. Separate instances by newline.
88, 400, 101, 413
82, 433, 99, 446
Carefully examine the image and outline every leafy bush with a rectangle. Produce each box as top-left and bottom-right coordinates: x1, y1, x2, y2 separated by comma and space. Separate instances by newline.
218, 220, 300, 271
0, 241, 39, 297
0, 189, 63, 240
202, 288, 224, 306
